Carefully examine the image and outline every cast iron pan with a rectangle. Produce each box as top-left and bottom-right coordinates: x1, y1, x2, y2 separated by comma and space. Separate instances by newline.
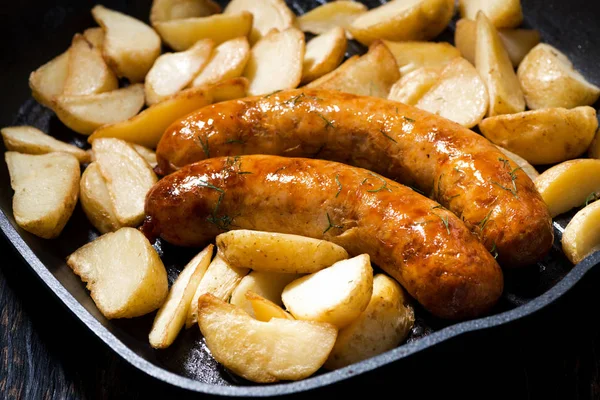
1, 0, 599, 397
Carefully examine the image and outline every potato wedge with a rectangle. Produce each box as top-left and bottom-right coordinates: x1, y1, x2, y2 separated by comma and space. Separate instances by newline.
80, 162, 121, 234
382, 40, 461, 75
5, 152, 80, 239
495, 145, 539, 181
216, 230, 349, 274
307, 40, 400, 98
197, 293, 337, 383
63, 34, 118, 96
92, 5, 161, 83
230, 271, 300, 318
282, 254, 374, 329
246, 291, 294, 322
88, 85, 211, 148
191, 37, 250, 87
150, 0, 221, 24
208, 77, 249, 103
562, 201, 600, 264
459, 0, 522, 28
224, 0, 295, 44
154, 12, 253, 52
145, 39, 214, 105
296, 1, 367, 37
185, 254, 249, 328
1, 126, 90, 164
588, 131, 600, 160
301, 27, 347, 85
29, 51, 69, 109
243, 28, 305, 96
53, 84, 145, 135
534, 159, 600, 218
388, 67, 440, 105
348, 0, 455, 46
92, 138, 158, 226
83, 27, 105, 49
517, 43, 600, 110
66, 227, 168, 319
149, 244, 213, 349
479, 106, 598, 165
131, 144, 157, 168
324, 274, 415, 370
415, 57, 488, 128
475, 11, 525, 116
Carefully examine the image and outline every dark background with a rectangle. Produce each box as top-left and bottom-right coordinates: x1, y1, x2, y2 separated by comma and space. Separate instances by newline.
2, 0, 600, 399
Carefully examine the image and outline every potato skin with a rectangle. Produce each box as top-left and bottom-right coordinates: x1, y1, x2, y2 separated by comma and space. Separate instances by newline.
144, 155, 503, 320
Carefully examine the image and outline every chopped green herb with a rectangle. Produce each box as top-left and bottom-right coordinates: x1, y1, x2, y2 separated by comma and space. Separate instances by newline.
478, 209, 494, 232
380, 129, 397, 143
403, 116, 415, 123
433, 213, 450, 234
395, 107, 399, 114
436, 173, 444, 198
363, 172, 392, 193
317, 113, 335, 129
195, 135, 210, 158
492, 180, 518, 198
490, 241, 498, 259
585, 192, 598, 206
335, 174, 342, 198
225, 138, 245, 145
197, 180, 224, 193
204, 186, 235, 231
286, 93, 306, 105
323, 213, 343, 234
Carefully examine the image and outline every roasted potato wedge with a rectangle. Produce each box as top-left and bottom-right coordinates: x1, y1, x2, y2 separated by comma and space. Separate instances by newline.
230, 271, 300, 318
534, 159, 600, 218
517, 43, 600, 110
207, 77, 249, 102
459, 0, 523, 28
307, 40, 400, 98
131, 144, 157, 168
66, 227, 168, 319
562, 200, 600, 264
479, 106, 598, 165
415, 57, 488, 128
475, 11, 525, 116
495, 145, 539, 181
382, 40, 461, 75
224, 0, 295, 44
150, 0, 221, 24
588, 131, 600, 160
197, 293, 337, 383
301, 27, 347, 85
297, 1, 367, 37
5, 152, 80, 239
243, 28, 305, 96
80, 162, 121, 234
282, 254, 374, 329
29, 51, 69, 109
149, 244, 213, 349
145, 39, 214, 105
216, 230, 349, 274
92, 5, 161, 83
191, 37, 250, 87
348, 0, 455, 46
388, 67, 440, 105
324, 274, 415, 370
246, 291, 294, 322
83, 27, 105, 48
1, 125, 90, 164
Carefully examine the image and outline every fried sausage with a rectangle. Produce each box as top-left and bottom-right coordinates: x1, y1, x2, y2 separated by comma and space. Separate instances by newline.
155, 89, 553, 268
143, 155, 503, 320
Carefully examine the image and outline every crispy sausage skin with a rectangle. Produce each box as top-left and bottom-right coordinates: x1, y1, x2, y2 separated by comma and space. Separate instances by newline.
144, 155, 503, 320
155, 89, 553, 268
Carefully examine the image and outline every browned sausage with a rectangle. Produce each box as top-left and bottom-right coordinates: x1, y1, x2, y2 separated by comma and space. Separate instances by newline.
143, 155, 503, 320
155, 89, 553, 268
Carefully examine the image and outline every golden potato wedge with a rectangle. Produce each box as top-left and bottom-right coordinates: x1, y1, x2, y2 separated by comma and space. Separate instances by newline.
150, 0, 221, 24
1, 126, 90, 164
92, 138, 158, 226
66, 227, 168, 319
588, 131, 600, 160
415, 57, 488, 128
324, 274, 415, 370
282, 254, 374, 329
459, 0, 522, 28
92, 5, 161, 83
246, 291, 294, 322
29, 51, 69, 109
562, 200, 600, 264
388, 67, 440, 105
296, 1, 367, 37
479, 106, 598, 165
230, 271, 300, 318
243, 28, 305, 96
131, 144, 157, 168
191, 37, 250, 87
83, 27, 105, 48
307, 40, 400, 98
348, 0, 455, 46
154, 12, 253, 51
517, 43, 600, 110
80, 162, 121, 234
534, 159, 600, 218
382, 40, 461, 75
5, 152, 80, 239
53, 84, 145, 135
145, 39, 214, 105
185, 254, 249, 328
149, 244, 213, 349
301, 27, 347, 85
224, 0, 295, 44
495, 145, 539, 181
475, 11, 525, 116
88, 85, 211, 148
216, 230, 349, 274
63, 34, 118, 96
208, 77, 249, 103
197, 293, 337, 383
